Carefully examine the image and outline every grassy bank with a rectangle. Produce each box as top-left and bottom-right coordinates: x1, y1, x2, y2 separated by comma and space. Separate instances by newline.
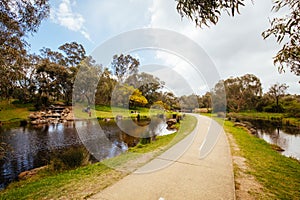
0, 100, 179, 126
228, 112, 300, 127
74, 104, 179, 120
129, 115, 197, 154
0, 100, 34, 125
223, 119, 300, 199
0, 115, 197, 199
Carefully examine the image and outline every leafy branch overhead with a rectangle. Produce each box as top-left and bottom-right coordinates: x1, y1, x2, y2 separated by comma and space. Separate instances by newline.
176, 0, 246, 27
176, 0, 300, 78
262, 0, 300, 76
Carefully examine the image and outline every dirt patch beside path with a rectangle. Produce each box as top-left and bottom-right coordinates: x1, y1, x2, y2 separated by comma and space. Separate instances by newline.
226, 133, 267, 199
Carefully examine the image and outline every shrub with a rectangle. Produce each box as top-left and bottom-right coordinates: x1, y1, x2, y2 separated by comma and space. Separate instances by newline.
50, 147, 90, 171
263, 104, 284, 113
140, 137, 151, 145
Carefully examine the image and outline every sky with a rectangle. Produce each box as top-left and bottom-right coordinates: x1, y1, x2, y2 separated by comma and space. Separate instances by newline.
27, 0, 299, 95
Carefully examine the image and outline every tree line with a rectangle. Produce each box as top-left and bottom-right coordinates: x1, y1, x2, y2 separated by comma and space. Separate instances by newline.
195, 74, 299, 117
1, 35, 298, 116
0, 36, 195, 111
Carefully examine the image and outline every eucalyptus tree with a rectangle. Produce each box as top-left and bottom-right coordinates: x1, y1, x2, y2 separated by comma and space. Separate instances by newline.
0, 0, 49, 99
267, 83, 289, 112
202, 92, 212, 109
176, 0, 245, 27
59, 42, 86, 67
58, 42, 86, 105
158, 91, 180, 110
111, 54, 140, 83
179, 94, 199, 111
73, 56, 101, 106
111, 84, 147, 108
95, 68, 116, 105
34, 42, 86, 107
262, 0, 300, 77
212, 80, 227, 112
224, 74, 262, 112
13, 54, 40, 103
125, 72, 165, 106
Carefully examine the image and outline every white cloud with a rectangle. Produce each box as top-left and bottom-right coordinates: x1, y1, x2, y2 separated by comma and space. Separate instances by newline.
147, 0, 299, 94
153, 51, 209, 95
45, 0, 298, 94
50, 0, 91, 41
76, 0, 153, 44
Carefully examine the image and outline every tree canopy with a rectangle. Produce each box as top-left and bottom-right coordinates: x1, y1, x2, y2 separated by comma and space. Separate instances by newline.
267, 83, 289, 112
262, 0, 300, 77
0, 0, 50, 64
0, 0, 50, 100
176, 0, 245, 27
111, 54, 140, 82
224, 74, 262, 112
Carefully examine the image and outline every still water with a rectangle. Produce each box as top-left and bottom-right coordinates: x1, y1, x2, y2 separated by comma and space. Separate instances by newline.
246, 119, 300, 160
0, 118, 174, 189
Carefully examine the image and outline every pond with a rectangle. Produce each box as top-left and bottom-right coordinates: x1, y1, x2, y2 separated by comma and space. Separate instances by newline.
242, 119, 300, 160
0, 118, 175, 189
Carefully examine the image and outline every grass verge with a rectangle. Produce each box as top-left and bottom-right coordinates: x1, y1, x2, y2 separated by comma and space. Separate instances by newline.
0, 100, 33, 124
74, 104, 179, 120
0, 115, 197, 199
129, 115, 197, 154
228, 112, 300, 127
223, 119, 300, 199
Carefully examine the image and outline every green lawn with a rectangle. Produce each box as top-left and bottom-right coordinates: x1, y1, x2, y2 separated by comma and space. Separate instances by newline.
129, 115, 197, 154
228, 111, 300, 126
74, 104, 179, 120
0, 100, 33, 124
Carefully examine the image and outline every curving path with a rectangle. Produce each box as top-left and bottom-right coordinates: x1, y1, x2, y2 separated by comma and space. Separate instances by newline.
90, 114, 235, 200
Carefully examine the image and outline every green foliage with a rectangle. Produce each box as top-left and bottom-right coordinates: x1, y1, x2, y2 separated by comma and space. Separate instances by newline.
0, 0, 50, 100
111, 54, 139, 82
262, 0, 300, 76
73, 56, 101, 105
0, 100, 33, 123
129, 115, 197, 154
139, 137, 151, 145
95, 68, 116, 105
176, 0, 245, 27
49, 147, 90, 171
211, 80, 227, 112
224, 74, 262, 112
282, 95, 300, 117
263, 103, 284, 113
125, 72, 165, 105
58, 42, 86, 66
209, 75, 299, 115
110, 84, 148, 108
179, 94, 199, 110
158, 92, 181, 110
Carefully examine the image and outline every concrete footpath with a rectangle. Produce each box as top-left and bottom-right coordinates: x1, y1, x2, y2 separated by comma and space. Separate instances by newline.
90, 114, 235, 200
